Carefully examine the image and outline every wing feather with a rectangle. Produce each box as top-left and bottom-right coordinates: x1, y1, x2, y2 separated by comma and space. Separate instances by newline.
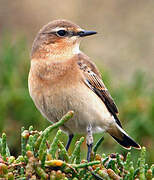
77, 53, 122, 128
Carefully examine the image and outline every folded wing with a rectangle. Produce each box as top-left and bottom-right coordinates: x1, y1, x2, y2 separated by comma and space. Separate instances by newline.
77, 53, 122, 128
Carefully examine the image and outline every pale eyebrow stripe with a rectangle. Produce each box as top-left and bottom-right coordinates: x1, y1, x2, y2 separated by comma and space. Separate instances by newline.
51, 27, 66, 32
52, 27, 84, 32
41, 27, 67, 35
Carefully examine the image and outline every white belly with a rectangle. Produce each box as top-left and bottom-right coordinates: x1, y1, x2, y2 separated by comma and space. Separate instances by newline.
30, 82, 115, 135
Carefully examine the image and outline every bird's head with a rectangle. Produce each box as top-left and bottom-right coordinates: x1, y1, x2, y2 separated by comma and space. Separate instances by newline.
31, 19, 97, 60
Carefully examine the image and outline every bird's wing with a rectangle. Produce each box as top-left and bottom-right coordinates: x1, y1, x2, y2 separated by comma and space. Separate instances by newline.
77, 53, 122, 128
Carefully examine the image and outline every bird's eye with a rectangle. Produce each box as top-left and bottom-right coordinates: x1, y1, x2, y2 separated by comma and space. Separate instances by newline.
56, 30, 67, 37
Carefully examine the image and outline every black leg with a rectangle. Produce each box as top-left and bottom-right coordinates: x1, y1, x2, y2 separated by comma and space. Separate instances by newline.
65, 134, 74, 151
87, 144, 93, 162
86, 124, 93, 162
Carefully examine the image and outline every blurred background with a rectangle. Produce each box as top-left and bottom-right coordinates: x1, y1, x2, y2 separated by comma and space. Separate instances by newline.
0, 0, 154, 164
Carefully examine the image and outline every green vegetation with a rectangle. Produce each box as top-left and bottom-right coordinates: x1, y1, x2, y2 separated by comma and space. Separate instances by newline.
0, 111, 153, 179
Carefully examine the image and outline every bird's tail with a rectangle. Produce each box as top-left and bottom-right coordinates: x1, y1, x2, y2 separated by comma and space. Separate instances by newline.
107, 124, 141, 150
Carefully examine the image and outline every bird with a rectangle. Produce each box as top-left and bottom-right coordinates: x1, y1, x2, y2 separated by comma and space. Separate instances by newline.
28, 19, 141, 161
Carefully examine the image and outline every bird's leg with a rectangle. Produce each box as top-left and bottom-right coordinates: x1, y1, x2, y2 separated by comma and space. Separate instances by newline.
65, 134, 74, 151
86, 124, 93, 162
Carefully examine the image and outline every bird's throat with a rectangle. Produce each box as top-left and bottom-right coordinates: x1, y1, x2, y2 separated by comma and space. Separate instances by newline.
33, 42, 80, 62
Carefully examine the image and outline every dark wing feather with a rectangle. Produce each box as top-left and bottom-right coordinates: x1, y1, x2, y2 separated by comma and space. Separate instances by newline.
77, 53, 122, 128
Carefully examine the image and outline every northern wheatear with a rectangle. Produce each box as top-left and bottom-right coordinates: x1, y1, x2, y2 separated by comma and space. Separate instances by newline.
28, 19, 140, 161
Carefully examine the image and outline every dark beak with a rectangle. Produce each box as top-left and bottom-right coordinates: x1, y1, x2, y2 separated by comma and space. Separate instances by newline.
78, 30, 97, 37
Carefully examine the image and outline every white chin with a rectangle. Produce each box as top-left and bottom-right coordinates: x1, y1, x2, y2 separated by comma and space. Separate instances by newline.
72, 43, 80, 54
